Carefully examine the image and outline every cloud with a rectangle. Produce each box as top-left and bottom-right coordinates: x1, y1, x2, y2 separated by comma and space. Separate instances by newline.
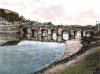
79, 9, 99, 19
0, 0, 43, 10
0, 0, 100, 25
52, 9, 99, 25
33, 5, 65, 19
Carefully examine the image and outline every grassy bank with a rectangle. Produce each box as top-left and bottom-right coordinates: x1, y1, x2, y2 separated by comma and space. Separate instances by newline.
54, 47, 100, 74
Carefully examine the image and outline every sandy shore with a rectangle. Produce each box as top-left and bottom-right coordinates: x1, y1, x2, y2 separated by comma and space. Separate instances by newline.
39, 39, 83, 74
60, 39, 82, 60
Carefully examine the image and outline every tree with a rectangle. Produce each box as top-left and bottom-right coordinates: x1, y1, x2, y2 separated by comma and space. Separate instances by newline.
0, 9, 7, 20
19, 15, 26, 22
7, 13, 19, 22
0, 9, 19, 22
44, 22, 53, 25
47, 22, 53, 25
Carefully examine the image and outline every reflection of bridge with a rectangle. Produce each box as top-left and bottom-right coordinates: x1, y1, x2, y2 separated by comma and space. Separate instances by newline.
0, 33, 68, 45
18, 25, 94, 40
0, 34, 67, 46
18, 34, 66, 43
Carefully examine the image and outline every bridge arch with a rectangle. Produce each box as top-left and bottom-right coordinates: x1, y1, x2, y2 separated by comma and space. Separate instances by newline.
31, 29, 38, 37
41, 29, 48, 36
61, 29, 69, 40
23, 27, 28, 34
51, 29, 57, 33
50, 28, 58, 38
85, 30, 91, 37
61, 30, 69, 35
75, 30, 81, 39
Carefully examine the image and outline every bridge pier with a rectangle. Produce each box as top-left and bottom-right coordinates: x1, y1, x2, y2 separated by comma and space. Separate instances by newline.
56, 29, 58, 37
41, 30, 43, 37
68, 30, 71, 40
81, 29, 83, 38
57, 28, 62, 36
51, 30, 53, 38
31, 29, 37, 37
47, 29, 49, 37
85, 31, 88, 37
73, 31, 76, 39
61, 31, 63, 40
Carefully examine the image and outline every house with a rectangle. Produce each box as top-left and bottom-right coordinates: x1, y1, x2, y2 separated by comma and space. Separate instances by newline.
0, 17, 10, 25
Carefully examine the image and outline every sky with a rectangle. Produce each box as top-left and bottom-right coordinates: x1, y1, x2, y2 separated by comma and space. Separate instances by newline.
0, 0, 100, 25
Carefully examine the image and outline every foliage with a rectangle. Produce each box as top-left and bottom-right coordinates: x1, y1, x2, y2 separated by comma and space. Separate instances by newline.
44, 22, 54, 25
95, 31, 100, 37
0, 8, 19, 22
19, 15, 26, 22
81, 36, 93, 45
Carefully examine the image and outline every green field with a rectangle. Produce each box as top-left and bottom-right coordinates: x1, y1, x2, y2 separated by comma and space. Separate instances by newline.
54, 47, 100, 74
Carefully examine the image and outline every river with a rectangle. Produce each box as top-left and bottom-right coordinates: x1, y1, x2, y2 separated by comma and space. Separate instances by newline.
0, 32, 81, 74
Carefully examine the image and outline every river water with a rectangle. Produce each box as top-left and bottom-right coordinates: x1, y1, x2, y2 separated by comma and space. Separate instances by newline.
0, 32, 81, 74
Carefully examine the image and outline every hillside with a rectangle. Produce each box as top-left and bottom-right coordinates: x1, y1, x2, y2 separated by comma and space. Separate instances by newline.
0, 8, 19, 22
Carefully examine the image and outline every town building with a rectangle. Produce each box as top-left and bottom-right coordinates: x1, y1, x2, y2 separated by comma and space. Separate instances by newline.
0, 17, 8, 25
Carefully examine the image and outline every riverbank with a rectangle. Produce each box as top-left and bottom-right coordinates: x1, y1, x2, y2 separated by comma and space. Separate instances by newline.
60, 39, 82, 60
33, 39, 83, 74
54, 46, 100, 74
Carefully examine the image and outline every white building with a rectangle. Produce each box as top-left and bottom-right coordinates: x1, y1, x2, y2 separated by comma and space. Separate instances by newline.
0, 17, 10, 25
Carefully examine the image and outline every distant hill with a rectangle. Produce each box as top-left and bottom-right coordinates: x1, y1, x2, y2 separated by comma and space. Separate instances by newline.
0, 8, 19, 22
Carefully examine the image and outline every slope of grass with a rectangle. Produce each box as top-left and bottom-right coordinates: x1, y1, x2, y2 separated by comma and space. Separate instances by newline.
54, 47, 100, 74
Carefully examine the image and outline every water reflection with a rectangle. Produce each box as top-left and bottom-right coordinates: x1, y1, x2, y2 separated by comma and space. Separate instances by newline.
0, 32, 83, 46
42, 31, 48, 37
0, 34, 67, 46
51, 32, 57, 40
0, 32, 81, 74
62, 32, 69, 40
76, 31, 81, 39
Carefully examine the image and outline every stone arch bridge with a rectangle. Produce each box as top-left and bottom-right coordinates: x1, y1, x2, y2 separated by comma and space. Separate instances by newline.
17, 25, 94, 40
